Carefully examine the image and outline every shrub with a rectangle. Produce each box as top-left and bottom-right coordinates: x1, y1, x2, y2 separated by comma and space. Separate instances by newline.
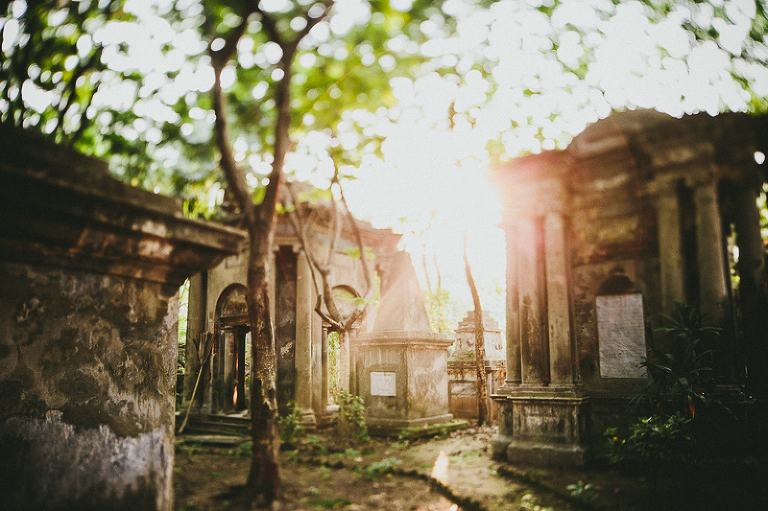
336, 390, 369, 444
278, 402, 305, 447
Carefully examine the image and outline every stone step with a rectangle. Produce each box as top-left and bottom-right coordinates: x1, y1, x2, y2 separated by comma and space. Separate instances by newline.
176, 413, 251, 437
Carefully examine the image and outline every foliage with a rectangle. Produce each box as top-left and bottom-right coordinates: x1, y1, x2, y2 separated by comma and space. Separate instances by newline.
306, 433, 327, 456
519, 493, 554, 511
305, 496, 352, 509
225, 440, 254, 458
328, 331, 341, 400
606, 413, 694, 467
278, 402, 305, 447
363, 457, 401, 479
633, 300, 720, 418
175, 442, 203, 458
336, 389, 369, 444
605, 301, 728, 504
566, 480, 597, 504
1, 0, 455, 214
425, 288, 453, 335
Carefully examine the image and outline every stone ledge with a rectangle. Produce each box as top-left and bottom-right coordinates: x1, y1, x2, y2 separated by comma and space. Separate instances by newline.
0, 131, 245, 285
357, 331, 454, 348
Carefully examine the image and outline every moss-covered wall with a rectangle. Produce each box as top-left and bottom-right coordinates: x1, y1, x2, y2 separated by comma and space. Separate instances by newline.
0, 263, 178, 511
0, 125, 243, 511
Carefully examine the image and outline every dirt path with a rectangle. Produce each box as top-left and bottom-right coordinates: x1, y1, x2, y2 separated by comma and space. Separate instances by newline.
176, 425, 766, 511
174, 427, 578, 511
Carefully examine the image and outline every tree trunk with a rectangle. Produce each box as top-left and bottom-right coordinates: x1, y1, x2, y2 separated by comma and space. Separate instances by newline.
464, 235, 489, 426
244, 229, 280, 505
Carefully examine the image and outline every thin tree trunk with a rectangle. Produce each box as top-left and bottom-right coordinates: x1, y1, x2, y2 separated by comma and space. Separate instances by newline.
244, 233, 280, 504
464, 234, 489, 426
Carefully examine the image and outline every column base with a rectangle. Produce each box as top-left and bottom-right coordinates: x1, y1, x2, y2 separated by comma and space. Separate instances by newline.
494, 382, 521, 396
495, 391, 591, 467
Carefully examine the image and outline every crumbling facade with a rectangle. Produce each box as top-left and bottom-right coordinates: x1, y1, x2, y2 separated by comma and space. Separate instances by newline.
0, 126, 242, 510
356, 251, 454, 434
181, 196, 404, 428
492, 110, 768, 465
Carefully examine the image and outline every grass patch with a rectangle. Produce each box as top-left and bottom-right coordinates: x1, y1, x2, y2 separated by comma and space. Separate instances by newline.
306, 497, 353, 509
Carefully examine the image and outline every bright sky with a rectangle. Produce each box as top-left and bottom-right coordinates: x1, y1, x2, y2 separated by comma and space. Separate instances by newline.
3, 0, 765, 326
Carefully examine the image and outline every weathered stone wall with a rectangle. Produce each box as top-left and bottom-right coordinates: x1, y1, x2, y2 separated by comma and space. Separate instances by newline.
492, 110, 768, 464
0, 264, 179, 510
357, 333, 453, 432
0, 125, 243, 510
184, 200, 402, 426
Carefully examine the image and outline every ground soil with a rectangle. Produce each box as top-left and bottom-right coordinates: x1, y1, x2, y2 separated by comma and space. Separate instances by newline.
174, 425, 765, 511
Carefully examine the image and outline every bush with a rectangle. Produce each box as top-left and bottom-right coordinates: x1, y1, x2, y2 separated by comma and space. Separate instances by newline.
606, 413, 694, 467
278, 402, 305, 447
336, 389, 369, 444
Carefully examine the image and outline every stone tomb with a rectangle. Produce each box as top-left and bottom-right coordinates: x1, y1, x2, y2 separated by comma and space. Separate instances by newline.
492, 110, 768, 465
447, 311, 506, 421
182, 190, 403, 429
356, 252, 453, 434
0, 126, 243, 510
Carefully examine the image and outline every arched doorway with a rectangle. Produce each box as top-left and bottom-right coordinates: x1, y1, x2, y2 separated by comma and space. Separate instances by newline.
214, 284, 250, 414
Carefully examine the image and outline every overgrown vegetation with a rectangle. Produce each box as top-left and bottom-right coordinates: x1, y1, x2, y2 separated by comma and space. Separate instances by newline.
632, 300, 721, 419
566, 480, 597, 505
605, 301, 733, 506
328, 331, 341, 401
278, 402, 305, 448
336, 389, 370, 445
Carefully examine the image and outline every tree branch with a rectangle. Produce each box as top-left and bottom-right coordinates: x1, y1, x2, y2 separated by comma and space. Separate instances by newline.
208, 12, 257, 226
338, 181, 375, 331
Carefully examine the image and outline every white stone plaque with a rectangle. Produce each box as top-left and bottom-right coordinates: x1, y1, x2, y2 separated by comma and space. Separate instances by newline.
596, 293, 646, 378
370, 371, 396, 396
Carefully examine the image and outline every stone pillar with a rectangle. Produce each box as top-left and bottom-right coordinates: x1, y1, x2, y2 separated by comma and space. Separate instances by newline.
653, 183, 686, 312
501, 222, 521, 391
0, 126, 244, 511
295, 251, 315, 425
732, 185, 768, 395
544, 212, 574, 387
693, 179, 729, 329
184, 272, 207, 409
321, 325, 331, 407
311, 295, 325, 424
517, 216, 548, 386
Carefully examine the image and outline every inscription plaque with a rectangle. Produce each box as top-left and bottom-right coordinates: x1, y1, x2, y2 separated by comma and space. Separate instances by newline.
596, 293, 646, 378
370, 371, 396, 396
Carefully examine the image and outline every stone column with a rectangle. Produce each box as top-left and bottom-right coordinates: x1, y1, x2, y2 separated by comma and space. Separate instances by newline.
517, 216, 548, 386
501, 222, 521, 391
732, 185, 768, 395
544, 212, 574, 387
295, 251, 315, 424
321, 325, 330, 407
693, 179, 729, 329
311, 289, 325, 421
653, 183, 686, 312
